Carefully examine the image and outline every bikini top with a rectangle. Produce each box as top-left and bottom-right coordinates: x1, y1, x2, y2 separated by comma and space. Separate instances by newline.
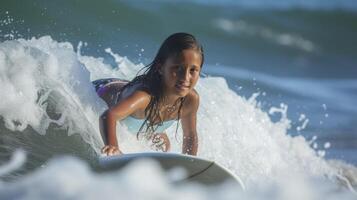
93, 78, 176, 134
121, 116, 176, 134
118, 81, 177, 133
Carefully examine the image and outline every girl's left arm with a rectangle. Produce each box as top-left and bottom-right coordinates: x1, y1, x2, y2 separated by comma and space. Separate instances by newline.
181, 90, 200, 156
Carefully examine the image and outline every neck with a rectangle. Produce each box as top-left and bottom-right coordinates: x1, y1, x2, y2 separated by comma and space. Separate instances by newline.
161, 93, 181, 106
161, 86, 182, 105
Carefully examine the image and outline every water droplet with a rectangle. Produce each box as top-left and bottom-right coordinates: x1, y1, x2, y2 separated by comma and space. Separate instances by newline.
317, 150, 325, 157
324, 142, 331, 149
313, 143, 318, 149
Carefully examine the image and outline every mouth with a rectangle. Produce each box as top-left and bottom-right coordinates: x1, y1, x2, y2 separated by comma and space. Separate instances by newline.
175, 83, 190, 90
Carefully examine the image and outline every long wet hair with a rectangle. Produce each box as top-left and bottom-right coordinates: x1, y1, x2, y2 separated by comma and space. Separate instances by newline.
121, 32, 204, 139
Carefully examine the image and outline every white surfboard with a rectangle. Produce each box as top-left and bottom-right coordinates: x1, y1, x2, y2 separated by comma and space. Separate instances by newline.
98, 152, 245, 189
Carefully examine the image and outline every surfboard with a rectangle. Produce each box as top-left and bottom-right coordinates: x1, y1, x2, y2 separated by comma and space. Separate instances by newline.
98, 152, 245, 189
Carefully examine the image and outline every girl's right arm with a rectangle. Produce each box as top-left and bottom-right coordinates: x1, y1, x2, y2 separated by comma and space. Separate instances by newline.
100, 90, 150, 156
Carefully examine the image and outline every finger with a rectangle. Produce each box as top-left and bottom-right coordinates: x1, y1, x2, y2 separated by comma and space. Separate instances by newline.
166, 141, 171, 151
104, 146, 114, 156
113, 148, 120, 155
109, 147, 117, 155
108, 147, 117, 156
101, 146, 109, 153
107, 147, 113, 156
165, 137, 171, 151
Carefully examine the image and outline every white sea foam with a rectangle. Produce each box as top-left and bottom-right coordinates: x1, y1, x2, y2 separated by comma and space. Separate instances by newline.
0, 149, 26, 177
0, 36, 356, 198
0, 36, 106, 151
0, 155, 355, 200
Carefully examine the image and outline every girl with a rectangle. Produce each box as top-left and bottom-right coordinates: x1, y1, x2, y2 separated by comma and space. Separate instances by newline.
95, 33, 204, 156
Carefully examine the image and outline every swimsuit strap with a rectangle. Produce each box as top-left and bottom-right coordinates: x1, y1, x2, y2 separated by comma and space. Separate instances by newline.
121, 116, 175, 134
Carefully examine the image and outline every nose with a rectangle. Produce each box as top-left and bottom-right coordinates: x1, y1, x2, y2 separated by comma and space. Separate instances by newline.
178, 68, 190, 82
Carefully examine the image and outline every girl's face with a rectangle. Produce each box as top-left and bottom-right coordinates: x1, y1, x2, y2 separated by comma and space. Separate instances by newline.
160, 49, 202, 98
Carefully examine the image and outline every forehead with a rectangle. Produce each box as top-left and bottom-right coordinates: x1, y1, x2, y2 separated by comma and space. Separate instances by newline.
167, 49, 202, 66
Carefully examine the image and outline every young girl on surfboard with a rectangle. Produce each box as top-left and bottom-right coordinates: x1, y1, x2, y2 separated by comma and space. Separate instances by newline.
94, 33, 204, 156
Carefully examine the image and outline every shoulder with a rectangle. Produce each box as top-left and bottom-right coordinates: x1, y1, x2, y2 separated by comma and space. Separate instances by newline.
128, 89, 151, 103
130, 89, 151, 99
120, 82, 151, 102
183, 89, 200, 112
186, 89, 200, 103
116, 88, 151, 111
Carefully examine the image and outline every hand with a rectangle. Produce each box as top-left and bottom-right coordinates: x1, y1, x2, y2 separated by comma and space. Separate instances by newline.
101, 145, 123, 156
150, 133, 171, 152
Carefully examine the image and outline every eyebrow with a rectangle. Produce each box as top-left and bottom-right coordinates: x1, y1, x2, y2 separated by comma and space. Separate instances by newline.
172, 63, 200, 68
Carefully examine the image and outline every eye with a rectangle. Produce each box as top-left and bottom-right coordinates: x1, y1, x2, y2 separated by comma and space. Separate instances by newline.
175, 65, 185, 72
190, 67, 199, 73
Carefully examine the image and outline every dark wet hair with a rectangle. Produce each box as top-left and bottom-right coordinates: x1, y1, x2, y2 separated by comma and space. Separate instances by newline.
121, 32, 204, 140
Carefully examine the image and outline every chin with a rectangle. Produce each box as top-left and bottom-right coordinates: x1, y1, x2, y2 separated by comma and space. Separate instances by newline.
175, 88, 190, 97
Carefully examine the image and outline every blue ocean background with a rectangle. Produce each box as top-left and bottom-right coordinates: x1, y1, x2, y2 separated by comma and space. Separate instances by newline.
0, 0, 357, 199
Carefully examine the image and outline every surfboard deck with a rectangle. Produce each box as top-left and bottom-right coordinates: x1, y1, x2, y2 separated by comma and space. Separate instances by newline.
98, 152, 244, 189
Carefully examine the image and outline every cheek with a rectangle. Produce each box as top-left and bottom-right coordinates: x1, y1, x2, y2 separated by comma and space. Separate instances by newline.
193, 72, 200, 81
171, 71, 177, 78
163, 71, 177, 84
191, 75, 200, 86
171, 71, 180, 82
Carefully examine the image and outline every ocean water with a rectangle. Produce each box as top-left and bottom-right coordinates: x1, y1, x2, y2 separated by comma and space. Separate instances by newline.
0, 0, 357, 199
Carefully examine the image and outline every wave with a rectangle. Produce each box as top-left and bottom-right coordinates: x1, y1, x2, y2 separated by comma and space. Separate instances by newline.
165, 0, 357, 11
0, 36, 356, 197
2, 0, 357, 66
